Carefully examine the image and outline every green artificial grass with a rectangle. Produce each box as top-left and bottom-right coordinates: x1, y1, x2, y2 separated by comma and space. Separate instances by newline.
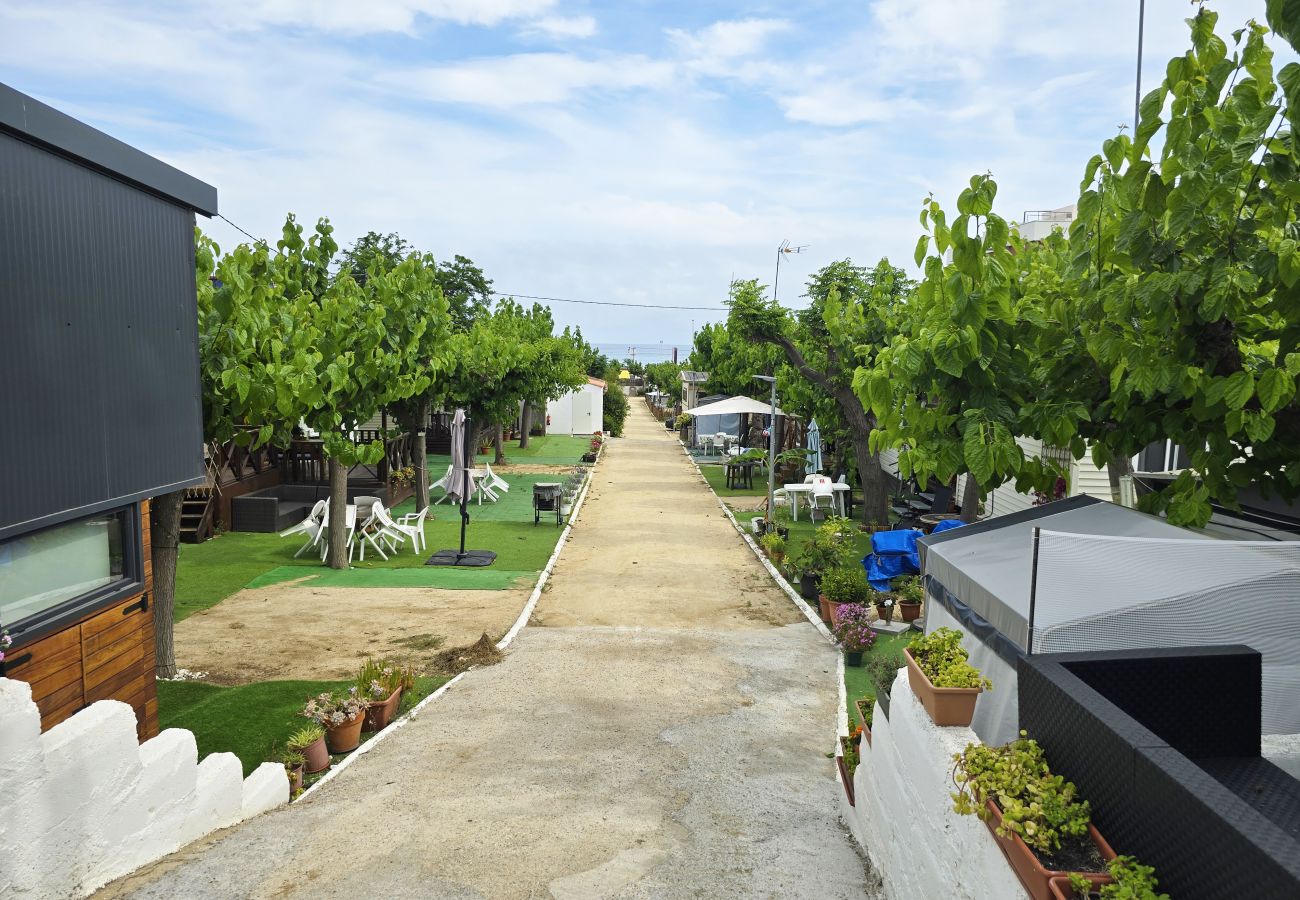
426, 433, 592, 469
247, 566, 536, 591
158, 675, 448, 776
698, 461, 770, 497
174, 473, 572, 620
844, 631, 914, 726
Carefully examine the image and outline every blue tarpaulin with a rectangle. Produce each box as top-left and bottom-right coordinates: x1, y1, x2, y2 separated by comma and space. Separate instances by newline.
862, 521, 964, 590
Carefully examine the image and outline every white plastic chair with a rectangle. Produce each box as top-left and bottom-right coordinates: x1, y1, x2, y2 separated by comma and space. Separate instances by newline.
431, 465, 456, 505
278, 499, 327, 558
810, 475, 836, 516
369, 501, 419, 555
480, 464, 509, 502
396, 506, 430, 553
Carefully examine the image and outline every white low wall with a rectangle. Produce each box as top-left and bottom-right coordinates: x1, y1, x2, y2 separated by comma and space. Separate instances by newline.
840, 671, 1023, 900
0, 678, 288, 898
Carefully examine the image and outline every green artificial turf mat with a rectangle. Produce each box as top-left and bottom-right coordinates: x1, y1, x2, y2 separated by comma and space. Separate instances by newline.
158, 675, 448, 777
247, 565, 536, 591
426, 433, 592, 469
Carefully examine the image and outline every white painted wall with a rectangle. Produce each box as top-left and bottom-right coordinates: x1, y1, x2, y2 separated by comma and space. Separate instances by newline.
0, 678, 288, 898
984, 437, 1114, 519
546, 383, 604, 436
841, 670, 1024, 900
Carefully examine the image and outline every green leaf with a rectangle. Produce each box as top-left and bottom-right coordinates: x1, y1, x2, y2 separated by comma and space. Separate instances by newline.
1223, 370, 1255, 410
914, 235, 929, 267
1267, 1, 1300, 56
1257, 368, 1296, 412
963, 422, 994, 485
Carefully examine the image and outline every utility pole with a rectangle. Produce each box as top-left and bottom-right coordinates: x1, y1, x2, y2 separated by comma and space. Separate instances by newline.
1134, 0, 1146, 132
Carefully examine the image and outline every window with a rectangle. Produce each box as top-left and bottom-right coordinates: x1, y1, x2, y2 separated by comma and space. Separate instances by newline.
0, 507, 139, 635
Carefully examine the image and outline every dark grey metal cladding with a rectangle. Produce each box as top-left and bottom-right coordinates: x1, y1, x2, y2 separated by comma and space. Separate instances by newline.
0, 130, 206, 540
0, 83, 217, 215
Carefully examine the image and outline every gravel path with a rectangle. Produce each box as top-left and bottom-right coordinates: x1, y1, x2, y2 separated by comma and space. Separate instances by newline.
100, 404, 875, 899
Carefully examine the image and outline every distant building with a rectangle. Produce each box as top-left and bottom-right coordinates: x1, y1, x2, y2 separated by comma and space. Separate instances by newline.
548, 378, 605, 435
1016, 204, 1076, 242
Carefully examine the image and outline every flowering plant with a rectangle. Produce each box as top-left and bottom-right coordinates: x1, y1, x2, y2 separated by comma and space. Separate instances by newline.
0, 620, 11, 663
832, 603, 878, 652
356, 657, 415, 699
872, 591, 896, 609
301, 688, 367, 728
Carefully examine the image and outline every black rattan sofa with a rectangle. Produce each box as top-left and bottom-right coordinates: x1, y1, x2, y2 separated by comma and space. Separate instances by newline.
1019, 646, 1300, 899
230, 483, 393, 532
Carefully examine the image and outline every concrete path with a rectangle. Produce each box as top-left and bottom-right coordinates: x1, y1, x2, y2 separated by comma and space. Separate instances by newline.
101, 404, 875, 899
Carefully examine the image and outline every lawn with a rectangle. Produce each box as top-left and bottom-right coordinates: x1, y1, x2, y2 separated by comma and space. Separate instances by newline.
427, 433, 591, 470
698, 461, 770, 498
158, 675, 448, 776
175, 472, 570, 620
844, 630, 913, 727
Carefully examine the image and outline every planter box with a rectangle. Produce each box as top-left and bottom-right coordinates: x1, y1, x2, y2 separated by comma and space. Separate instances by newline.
363, 687, 402, 732
984, 799, 1115, 900
854, 699, 873, 748
837, 736, 856, 807
904, 647, 982, 727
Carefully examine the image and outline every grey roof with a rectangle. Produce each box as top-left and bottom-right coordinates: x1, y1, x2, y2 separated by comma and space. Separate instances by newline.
0, 82, 218, 215
918, 496, 1193, 647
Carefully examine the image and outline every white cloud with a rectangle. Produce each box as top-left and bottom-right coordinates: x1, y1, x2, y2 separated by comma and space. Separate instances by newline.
205, 0, 557, 33
668, 17, 790, 60
524, 15, 598, 40
394, 53, 674, 107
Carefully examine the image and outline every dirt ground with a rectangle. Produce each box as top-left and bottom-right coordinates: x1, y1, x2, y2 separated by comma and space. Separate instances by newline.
174, 582, 531, 683
533, 415, 802, 630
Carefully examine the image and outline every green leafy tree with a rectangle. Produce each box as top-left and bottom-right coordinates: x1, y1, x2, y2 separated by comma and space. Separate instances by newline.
644, 360, 685, 405
436, 254, 494, 331
338, 231, 412, 285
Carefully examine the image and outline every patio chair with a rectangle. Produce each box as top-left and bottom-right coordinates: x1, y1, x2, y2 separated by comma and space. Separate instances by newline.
480, 464, 510, 502
370, 502, 423, 555
278, 499, 327, 558
431, 464, 456, 505
353, 495, 381, 522
810, 476, 836, 518
395, 506, 430, 553
353, 502, 397, 561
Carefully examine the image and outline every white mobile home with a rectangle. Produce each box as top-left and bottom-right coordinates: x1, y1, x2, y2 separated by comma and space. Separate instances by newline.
548, 377, 605, 435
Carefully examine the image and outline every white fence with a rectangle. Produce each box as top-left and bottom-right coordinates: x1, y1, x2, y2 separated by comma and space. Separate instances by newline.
0, 678, 288, 898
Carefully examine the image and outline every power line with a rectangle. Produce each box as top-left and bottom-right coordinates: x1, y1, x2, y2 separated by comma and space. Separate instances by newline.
491, 290, 723, 311
209, 214, 724, 311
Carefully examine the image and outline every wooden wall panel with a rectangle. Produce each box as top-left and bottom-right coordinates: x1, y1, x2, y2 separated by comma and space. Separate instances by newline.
4, 503, 159, 740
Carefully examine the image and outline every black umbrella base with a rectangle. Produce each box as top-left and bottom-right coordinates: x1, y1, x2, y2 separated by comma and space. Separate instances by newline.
426, 550, 497, 567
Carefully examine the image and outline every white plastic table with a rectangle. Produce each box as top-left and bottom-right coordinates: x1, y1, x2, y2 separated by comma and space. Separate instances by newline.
781, 483, 849, 521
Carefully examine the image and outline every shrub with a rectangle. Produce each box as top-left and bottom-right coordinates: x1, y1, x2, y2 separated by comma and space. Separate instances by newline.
1067, 856, 1168, 899
674, 412, 693, 429
356, 658, 416, 700
820, 565, 874, 604
909, 627, 991, 690
790, 516, 857, 575
759, 532, 786, 557
893, 575, 924, 604
951, 734, 1091, 856
603, 386, 629, 436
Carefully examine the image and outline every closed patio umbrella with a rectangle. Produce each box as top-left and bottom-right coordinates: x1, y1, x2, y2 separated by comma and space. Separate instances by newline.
427, 407, 497, 567
806, 419, 823, 475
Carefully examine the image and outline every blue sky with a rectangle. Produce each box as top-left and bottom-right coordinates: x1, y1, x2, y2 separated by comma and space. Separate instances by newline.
0, 1, 1288, 353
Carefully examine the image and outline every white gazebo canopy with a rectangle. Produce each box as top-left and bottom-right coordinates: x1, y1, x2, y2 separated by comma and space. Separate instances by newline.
688, 395, 785, 418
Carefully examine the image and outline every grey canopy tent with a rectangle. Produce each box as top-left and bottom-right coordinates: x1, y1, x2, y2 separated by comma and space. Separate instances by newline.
918, 495, 1300, 744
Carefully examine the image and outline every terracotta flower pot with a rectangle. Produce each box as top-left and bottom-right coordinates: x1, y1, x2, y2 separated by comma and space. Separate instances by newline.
817, 594, 833, 624
325, 711, 365, 754
875, 603, 895, 624
289, 764, 303, 793
899, 600, 922, 623
984, 799, 1115, 900
904, 647, 983, 726
363, 687, 402, 732
302, 736, 330, 774
855, 699, 873, 748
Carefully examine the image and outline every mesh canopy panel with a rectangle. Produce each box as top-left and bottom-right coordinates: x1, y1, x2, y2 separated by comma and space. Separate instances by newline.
1033, 530, 1300, 733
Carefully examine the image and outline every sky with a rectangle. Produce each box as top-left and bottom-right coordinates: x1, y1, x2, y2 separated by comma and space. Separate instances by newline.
0, 1, 1288, 355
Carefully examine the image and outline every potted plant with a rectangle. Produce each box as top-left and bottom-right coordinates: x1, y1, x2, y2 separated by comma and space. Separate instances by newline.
302, 688, 368, 754
893, 575, 924, 622
832, 603, 876, 666
281, 748, 306, 793
1048, 856, 1169, 899
358, 658, 415, 732
904, 627, 990, 726
287, 724, 329, 775
791, 518, 855, 612
873, 591, 897, 624
952, 736, 1118, 900
820, 565, 874, 626
837, 733, 859, 807
854, 699, 874, 748
759, 532, 786, 565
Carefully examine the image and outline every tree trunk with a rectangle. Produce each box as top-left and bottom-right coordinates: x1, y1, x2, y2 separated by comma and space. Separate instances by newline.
1107, 452, 1135, 505
414, 400, 430, 511
327, 457, 348, 569
520, 400, 532, 449
150, 489, 184, 679
959, 475, 981, 523
494, 425, 506, 465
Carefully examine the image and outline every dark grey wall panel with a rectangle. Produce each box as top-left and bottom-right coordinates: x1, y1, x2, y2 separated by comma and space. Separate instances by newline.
0, 130, 205, 540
